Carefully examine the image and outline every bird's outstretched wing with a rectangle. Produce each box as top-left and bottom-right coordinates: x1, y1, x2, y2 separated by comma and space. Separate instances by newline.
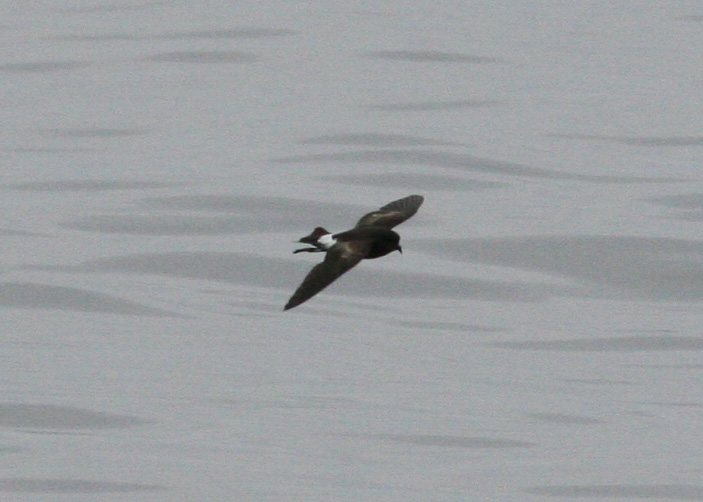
355, 194, 424, 229
284, 243, 365, 310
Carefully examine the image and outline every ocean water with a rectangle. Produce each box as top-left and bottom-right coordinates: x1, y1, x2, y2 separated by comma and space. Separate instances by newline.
3, 1, 703, 500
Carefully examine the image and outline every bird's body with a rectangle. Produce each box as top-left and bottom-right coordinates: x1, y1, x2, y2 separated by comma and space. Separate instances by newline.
284, 195, 424, 310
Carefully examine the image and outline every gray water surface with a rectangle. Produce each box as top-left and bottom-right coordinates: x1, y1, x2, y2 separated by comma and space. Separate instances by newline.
4, 1, 703, 500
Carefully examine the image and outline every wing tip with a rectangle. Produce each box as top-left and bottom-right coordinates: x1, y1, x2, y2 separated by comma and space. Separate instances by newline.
387, 194, 424, 211
406, 194, 424, 206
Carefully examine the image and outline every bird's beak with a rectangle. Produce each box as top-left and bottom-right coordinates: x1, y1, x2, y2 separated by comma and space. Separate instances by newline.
397, 245, 403, 254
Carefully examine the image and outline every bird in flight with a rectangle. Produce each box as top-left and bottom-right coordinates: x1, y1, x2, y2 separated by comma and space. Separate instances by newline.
284, 194, 424, 310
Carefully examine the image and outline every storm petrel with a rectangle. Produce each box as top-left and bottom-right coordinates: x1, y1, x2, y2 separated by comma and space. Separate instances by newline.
284, 194, 424, 310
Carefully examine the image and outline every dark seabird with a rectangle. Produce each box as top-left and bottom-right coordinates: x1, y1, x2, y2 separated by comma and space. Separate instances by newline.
284, 194, 424, 310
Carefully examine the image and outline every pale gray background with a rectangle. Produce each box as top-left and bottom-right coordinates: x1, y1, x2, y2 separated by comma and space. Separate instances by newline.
3, 1, 703, 500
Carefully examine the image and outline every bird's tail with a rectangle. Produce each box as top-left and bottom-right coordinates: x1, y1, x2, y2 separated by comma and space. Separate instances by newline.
298, 227, 330, 245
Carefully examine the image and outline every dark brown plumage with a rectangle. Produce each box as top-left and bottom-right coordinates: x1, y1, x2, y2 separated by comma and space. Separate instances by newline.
284, 195, 424, 310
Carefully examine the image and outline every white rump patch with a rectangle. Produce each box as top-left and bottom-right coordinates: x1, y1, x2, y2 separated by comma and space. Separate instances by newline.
317, 233, 336, 249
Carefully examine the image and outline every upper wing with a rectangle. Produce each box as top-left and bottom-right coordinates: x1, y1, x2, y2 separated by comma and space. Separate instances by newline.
355, 194, 424, 229
284, 244, 365, 310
